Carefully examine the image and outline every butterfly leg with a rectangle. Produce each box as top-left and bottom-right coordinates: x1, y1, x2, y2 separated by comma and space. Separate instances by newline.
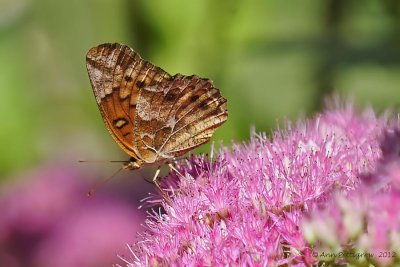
151, 167, 165, 193
168, 162, 184, 177
152, 167, 174, 204
152, 167, 161, 184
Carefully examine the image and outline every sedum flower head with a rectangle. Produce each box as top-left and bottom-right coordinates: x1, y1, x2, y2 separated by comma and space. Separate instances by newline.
121, 102, 396, 266
301, 128, 400, 266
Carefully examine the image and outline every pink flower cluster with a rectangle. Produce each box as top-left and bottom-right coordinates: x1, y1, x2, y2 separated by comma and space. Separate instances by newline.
302, 129, 400, 266
122, 102, 399, 266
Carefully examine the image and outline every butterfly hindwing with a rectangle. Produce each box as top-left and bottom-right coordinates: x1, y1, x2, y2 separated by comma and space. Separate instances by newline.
132, 75, 228, 163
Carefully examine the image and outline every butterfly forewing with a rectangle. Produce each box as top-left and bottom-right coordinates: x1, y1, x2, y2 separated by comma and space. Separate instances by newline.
86, 44, 171, 161
86, 43, 228, 168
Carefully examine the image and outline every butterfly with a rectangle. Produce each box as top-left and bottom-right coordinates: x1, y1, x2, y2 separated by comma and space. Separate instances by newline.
86, 43, 228, 170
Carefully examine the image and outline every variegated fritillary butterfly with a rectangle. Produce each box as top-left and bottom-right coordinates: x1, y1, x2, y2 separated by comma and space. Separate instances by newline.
86, 43, 228, 170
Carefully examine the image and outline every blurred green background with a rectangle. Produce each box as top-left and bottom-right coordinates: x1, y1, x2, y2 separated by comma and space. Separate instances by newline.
1, 0, 400, 178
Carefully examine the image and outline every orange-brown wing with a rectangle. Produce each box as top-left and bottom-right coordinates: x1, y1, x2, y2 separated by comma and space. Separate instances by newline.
86, 43, 171, 161
131, 74, 228, 164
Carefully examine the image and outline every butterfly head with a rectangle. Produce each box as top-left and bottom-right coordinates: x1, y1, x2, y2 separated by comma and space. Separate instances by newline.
122, 157, 142, 170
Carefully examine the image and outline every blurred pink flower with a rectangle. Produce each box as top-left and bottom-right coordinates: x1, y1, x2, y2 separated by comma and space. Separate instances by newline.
302, 128, 400, 266
0, 166, 145, 267
123, 102, 397, 266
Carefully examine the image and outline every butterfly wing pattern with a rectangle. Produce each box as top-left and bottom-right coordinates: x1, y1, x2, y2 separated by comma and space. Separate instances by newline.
86, 43, 228, 169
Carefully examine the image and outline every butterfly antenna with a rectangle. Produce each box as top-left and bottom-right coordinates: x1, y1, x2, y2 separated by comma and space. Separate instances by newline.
87, 167, 124, 197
